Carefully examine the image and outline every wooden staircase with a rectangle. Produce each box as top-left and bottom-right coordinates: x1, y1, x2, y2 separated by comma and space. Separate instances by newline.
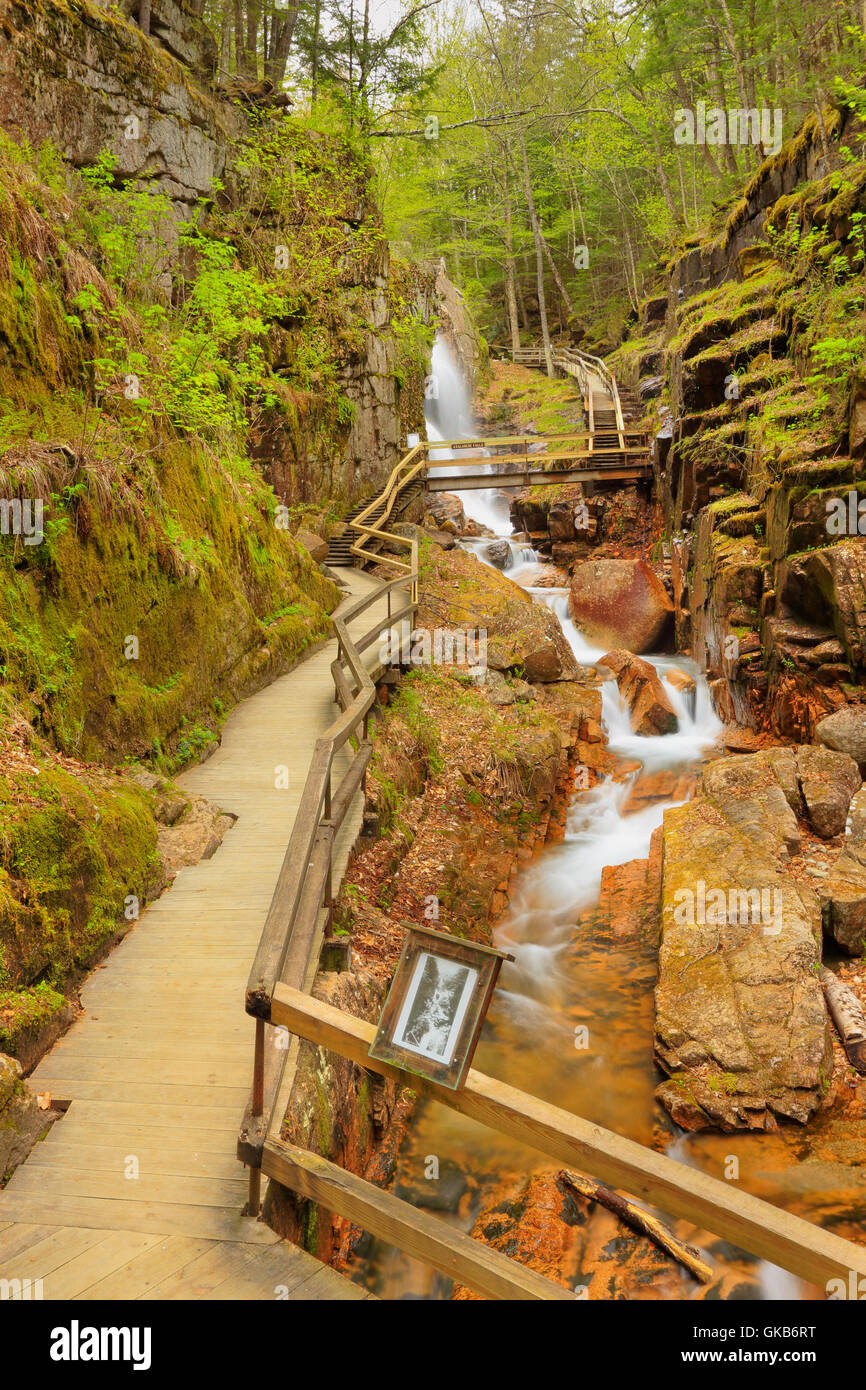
326, 478, 424, 568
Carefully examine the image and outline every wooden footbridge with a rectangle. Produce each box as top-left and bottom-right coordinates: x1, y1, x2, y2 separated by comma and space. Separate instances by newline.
1, 346, 865, 1302
328, 343, 649, 565
430, 343, 649, 491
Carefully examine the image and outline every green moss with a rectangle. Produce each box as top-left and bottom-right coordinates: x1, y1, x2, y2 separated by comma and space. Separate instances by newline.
0, 755, 159, 1006
0, 981, 66, 1055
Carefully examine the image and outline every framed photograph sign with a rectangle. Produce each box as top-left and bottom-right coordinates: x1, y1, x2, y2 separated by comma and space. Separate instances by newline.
368, 926, 513, 1090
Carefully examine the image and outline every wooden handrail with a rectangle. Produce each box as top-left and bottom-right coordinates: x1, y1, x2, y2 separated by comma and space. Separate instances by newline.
239, 444, 421, 1213
263, 1138, 573, 1300
273, 985, 866, 1292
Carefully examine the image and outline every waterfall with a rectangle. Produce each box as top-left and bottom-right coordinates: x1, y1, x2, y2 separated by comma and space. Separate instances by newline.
424, 334, 513, 537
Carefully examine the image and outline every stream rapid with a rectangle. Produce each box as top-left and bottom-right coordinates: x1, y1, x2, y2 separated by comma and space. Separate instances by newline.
350, 339, 814, 1299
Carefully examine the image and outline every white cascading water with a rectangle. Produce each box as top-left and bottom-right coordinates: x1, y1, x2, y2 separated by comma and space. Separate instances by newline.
492, 581, 723, 1021
424, 335, 514, 537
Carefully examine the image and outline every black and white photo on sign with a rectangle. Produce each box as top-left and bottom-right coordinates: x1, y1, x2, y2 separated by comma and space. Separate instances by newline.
391, 952, 478, 1064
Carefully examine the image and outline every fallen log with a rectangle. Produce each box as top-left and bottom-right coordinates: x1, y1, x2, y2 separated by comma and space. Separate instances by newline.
559, 1168, 714, 1284
820, 966, 866, 1074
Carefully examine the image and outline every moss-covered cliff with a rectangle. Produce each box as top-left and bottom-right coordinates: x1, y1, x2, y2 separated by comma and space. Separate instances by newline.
0, 0, 437, 1075
613, 91, 866, 739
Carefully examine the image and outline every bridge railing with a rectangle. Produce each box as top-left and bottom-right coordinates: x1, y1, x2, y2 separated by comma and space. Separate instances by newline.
494, 342, 628, 452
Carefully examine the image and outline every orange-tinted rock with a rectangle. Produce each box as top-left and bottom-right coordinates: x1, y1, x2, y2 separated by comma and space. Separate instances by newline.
518, 562, 569, 587
599, 649, 679, 735
569, 558, 673, 653
598, 827, 663, 940
665, 665, 696, 716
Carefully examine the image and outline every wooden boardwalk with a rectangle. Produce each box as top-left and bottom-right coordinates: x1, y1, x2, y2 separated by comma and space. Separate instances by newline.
0, 569, 386, 1300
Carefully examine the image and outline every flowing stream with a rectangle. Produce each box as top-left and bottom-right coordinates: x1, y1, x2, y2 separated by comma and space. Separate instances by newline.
351, 341, 817, 1299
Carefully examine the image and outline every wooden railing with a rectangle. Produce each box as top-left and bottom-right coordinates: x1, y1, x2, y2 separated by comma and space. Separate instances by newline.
238, 451, 421, 1218
494, 342, 628, 453
268, 987, 866, 1296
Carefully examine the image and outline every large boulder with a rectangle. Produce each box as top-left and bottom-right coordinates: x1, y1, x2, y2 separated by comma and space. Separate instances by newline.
795, 745, 861, 839
821, 786, 866, 953
702, 753, 801, 860
655, 798, 832, 1131
296, 528, 328, 563
482, 539, 512, 569
816, 706, 866, 774
416, 544, 580, 684
569, 558, 673, 653
423, 494, 466, 535
598, 650, 678, 735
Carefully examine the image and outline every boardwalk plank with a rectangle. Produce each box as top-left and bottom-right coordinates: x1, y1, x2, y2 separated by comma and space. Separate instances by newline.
0, 1194, 279, 1243
75, 1236, 217, 1300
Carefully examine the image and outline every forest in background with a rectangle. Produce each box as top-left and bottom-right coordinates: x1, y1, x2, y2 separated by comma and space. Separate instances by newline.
191, 0, 865, 352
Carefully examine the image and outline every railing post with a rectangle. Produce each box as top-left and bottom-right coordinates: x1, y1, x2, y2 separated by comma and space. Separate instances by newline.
246, 1016, 266, 1215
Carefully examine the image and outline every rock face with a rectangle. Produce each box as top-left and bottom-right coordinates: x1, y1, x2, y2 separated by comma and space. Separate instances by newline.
0, 0, 234, 214
821, 787, 866, 954
0, 0, 434, 509
702, 744, 861, 849
598, 650, 679, 735
796, 745, 861, 839
702, 753, 801, 860
816, 706, 866, 774
655, 796, 832, 1131
431, 261, 487, 391
0, 1054, 53, 1180
417, 545, 580, 684
569, 559, 673, 653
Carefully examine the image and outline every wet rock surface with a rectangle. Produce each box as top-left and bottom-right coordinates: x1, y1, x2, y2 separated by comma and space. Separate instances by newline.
569, 558, 673, 653
599, 649, 679, 735
655, 794, 832, 1131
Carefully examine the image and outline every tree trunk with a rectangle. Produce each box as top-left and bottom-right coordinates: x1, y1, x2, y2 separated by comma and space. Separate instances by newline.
651, 0, 723, 179
233, 0, 245, 75
541, 236, 575, 319
503, 162, 521, 352
560, 1171, 714, 1283
138, 0, 151, 37
219, 0, 232, 77
821, 967, 866, 1072
517, 129, 553, 376
516, 264, 529, 330
265, 4, 299, 86
311, 0, 322, 105
705, 13, 740, 175
245, 0, 260, 77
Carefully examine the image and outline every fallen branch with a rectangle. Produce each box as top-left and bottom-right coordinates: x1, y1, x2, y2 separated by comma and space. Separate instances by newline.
559, 1169, 714, 1284
820, 966, 866, 1074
